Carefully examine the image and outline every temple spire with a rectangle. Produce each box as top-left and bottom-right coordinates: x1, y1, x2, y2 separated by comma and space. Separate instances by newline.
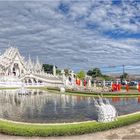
27, 54, 34, 73
35, 56, 42, 72
28, 54, 32, 66
36, 56, 40, 65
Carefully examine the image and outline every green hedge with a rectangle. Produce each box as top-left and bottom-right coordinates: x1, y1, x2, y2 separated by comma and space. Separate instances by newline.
0, 113, 140, 137
47, 87, 140, 97
0, 87, 139, 97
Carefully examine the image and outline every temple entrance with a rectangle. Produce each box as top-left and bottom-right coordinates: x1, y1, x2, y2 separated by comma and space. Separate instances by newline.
13, 63, 20, 76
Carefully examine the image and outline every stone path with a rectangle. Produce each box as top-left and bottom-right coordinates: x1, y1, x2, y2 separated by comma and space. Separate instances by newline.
0, 122, 140, 140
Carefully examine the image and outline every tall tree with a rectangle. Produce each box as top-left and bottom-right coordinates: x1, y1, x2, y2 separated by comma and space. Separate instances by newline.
120, 72, 129, 81
42, 64, 57, 74
42, 64, 53, 73
87, 68, 102, 78
76, 70, 85, 80
56, 69, 61, 75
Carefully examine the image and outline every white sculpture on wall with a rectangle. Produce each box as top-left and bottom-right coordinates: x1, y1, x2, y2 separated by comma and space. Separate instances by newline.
60, 87, 65, 93
93, 97, 118, 123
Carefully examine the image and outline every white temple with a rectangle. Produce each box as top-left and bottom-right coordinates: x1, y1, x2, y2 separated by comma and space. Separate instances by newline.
0, 47, 63, 87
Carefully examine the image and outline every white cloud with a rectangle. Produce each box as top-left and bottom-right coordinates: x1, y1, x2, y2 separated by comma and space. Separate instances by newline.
0, 0, 139, 74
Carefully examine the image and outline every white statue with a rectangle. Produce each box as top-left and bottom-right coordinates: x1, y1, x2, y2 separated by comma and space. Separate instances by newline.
53, 65, 56, 77
94, 97, 118, 123
60, 87, 65, 93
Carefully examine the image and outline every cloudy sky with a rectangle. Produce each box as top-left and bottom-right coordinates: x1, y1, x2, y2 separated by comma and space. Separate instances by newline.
0, 0, 140, 74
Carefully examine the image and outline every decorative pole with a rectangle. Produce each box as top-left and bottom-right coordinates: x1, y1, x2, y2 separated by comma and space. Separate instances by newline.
88, 79, 91, 88
103, 80, 105, 87
61, 70, 65, 85
53, 65, 56, 77
71, 70, 75, 87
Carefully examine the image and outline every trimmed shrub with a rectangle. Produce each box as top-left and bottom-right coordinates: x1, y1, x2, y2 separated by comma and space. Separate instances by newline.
0, 113, 140, 137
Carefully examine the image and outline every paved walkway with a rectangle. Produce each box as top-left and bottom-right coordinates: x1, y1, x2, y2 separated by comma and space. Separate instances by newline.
0, 122, 140, 140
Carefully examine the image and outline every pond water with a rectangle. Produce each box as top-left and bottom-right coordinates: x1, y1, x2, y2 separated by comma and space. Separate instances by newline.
0, 90, 140, 123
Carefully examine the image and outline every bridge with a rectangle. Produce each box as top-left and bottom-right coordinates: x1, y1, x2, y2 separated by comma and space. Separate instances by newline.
20, 73, 64, 87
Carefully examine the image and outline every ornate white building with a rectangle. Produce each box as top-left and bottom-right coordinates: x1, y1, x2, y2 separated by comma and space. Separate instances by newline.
0, 47, 63, 87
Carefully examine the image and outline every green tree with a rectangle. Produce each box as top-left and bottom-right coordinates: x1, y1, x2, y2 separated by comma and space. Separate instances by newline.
56, 69, 61, 75
86, 70, 93, 76
43, 64, 62, 75
87, 68, 102, 78
120, 72, 129, 80
42, 64, 53, 74
76, 70, 85, 80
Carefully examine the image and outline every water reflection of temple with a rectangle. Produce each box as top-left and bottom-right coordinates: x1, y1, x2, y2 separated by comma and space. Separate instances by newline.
0, 90, 140, 123
0, 90, 89, 121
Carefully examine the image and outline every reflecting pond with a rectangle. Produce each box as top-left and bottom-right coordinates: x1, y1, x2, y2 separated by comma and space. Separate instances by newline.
0, 90, 140, 123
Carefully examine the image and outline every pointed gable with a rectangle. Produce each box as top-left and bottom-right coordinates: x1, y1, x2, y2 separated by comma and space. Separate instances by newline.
0, 47, 26, 72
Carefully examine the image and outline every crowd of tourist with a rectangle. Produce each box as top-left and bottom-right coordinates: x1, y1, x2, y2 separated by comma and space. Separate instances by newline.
66, 76, 140, 93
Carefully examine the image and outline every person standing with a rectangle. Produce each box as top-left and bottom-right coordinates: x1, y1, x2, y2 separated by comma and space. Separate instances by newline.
126, 84, 129, 92
138, 82, 140, 92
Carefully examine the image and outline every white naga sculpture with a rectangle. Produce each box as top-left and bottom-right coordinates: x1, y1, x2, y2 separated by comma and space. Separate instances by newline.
93, 97, 118, 123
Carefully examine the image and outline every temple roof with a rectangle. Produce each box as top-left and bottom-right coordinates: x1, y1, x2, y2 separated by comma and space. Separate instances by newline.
0, 47, 24, 69
0, 47, 42, 73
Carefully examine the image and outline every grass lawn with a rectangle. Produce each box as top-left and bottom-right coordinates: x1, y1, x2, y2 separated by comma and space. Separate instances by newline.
0, 113, 140, 137
46, 87, 140, 98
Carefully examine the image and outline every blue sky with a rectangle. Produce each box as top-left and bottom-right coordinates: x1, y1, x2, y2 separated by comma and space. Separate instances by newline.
0, 0, 140, 74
